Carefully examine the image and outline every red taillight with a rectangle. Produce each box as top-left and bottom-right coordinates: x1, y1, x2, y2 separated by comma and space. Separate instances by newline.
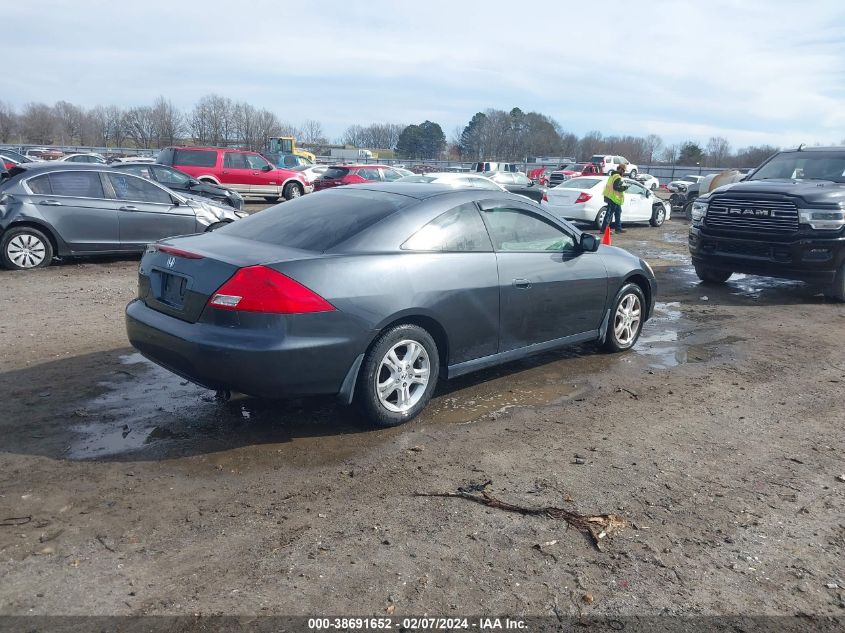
157, 244, 204, 259
575, 193, 592, 204
208, 266, 335, 314
542, 192, 549, 202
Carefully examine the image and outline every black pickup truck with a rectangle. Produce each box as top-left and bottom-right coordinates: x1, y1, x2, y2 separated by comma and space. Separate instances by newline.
688, 147, 845, 301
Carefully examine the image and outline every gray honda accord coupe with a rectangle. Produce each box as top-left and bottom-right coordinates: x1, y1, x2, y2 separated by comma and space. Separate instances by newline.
0, 163, 247, 270
126, 183, 656, 426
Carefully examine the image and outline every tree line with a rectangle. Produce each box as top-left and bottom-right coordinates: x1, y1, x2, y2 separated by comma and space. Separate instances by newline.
1, 97, 836, 167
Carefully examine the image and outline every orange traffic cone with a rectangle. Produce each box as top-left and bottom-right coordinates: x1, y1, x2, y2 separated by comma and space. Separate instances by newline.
601, 225, 612, 246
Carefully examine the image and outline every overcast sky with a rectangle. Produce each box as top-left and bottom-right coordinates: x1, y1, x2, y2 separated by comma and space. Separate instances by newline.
4, 0, 844, 148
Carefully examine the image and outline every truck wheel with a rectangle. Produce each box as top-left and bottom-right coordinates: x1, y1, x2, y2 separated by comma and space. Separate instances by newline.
283, 182, 303, 200
1, 226, 54, 270
594, 207, 608, 230
264, 196, 281, 203
683, 201, 694, 221
356, 324, 440, 428
650, 204, 666, 227
823, 262, 845, 302
694, 263, 732, 284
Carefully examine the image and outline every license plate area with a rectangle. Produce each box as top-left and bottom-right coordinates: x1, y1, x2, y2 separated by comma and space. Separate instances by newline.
153, 270, 189, 309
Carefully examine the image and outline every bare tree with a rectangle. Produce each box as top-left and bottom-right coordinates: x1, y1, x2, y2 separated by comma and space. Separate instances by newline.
53, 101, 85, 145
342, 124, 366, 147
0, 101, 16, 143
20, 103, 56, 145
300, 119, 326, 145
189, 94, 233, 146
643, 134, 663, 165
150, 96, 184, 147
123, 106, 156, 149
706, 136, 731, 168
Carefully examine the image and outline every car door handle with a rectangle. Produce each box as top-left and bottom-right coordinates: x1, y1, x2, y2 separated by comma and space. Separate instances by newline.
513, 278, 531, 289
119, 205, 139, 211
40, 200, 62, 206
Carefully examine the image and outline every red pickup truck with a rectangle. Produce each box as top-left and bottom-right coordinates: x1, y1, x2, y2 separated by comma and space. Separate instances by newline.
546, 162, 602, 187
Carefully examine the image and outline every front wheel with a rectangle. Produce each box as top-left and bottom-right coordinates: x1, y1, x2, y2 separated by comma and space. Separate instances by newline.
1, 227, 54, 270
650, 204, 666, 227
629, 169, 638, 178
594, 206, 608, 230
283, 182, 303, 200
823, 261, 845, 302
204, 221, 231, 232
603, 283, 645, 352
356, 324, 440, 427
694, 263, 732, 284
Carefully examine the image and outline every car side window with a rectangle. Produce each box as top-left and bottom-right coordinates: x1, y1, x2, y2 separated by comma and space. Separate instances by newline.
245, 154, 271, 170
469, 177, 500, 190
357, 168, 381, 181
107, 173, 172, 204
27, 175, 52, 194
402, 203, 493, 253
48, 171, 105, 198
224, 152, 249, 169
122, 165, 153, 179
626, 181, 646, 196
483, 207, 575, 253
152, 165, 188, 185
381, 168, 402, 182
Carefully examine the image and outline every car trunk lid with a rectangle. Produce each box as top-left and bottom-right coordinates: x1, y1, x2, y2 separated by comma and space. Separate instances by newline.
138, 233, 321, 323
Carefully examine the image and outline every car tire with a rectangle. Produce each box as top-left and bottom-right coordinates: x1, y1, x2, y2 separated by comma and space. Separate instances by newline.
283, 182, 303, 200
263, 196, 281, 203
823, 261, 845, 302
629, 169, 638, 178
594, 206, 608, 230
205, 221, 230, 232
603, 283, 645, 352
650, 183, 658, 191
650, 204, 666, 227
683, 200, 694, 221
1, 226, 54, 270
694, 263, 732, 284
356, 324, 440, 428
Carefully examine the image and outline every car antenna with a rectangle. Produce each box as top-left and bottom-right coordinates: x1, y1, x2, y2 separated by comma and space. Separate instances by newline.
797, 143, 805, 151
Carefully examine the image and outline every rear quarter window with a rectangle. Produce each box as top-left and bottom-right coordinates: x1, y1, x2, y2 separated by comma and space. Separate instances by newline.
26, 174, 52, 194
174, 149, 217, 168
323, 167, 349, 179
222, 188, 407, 252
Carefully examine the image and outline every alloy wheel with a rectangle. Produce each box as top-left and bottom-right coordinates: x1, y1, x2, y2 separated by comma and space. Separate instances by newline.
613, 293, 642, 346
375, 339, 431, 413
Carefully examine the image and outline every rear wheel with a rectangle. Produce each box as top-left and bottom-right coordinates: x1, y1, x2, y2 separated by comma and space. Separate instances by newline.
603, 283, 645, 352
823, 261, 845, 302
1, 227, 53, 270
594, 206, 608, 230
356, 324, 440, 427
650, 204, 666, 227
283, 182, 303, 200
694, 263, 732, 284
629, 169, 638, 178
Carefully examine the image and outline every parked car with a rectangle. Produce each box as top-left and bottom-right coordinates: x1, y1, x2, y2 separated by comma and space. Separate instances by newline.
125, 183, 656, 426
0, 163, 247, 270
113, 162, 244, 210
109, 156, 157, 164
312, 164, 407, 191
59, 153, 107, 164
667, 175, 704, 192
288, 164, 329, 185
590, 155, 638, 177
484, 171, 546, 202
24, 148, 63, 161
541, 176, 670, 229
393, 167, 414, 177
471, 161, 519, 173
548, 163, 602, 187
0, 149, 36, 166
634, 174, 660, 190
157, 146, 311, 201
689, 146, 845, 300
396, 172, 507, 190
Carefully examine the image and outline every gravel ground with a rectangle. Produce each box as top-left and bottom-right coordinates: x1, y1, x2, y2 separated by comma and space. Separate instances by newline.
0, 208, 843, 618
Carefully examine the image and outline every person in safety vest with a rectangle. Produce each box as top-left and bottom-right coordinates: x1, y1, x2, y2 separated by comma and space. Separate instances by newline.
601, 163, 629, 233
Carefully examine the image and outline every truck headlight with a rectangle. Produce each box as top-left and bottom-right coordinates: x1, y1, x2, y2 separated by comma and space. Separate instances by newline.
691, 201, 708, 223
798, 209, 845, 230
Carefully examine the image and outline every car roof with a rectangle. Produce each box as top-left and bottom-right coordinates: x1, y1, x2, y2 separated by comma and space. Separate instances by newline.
345, 181, 521, 200
329, 164, 391, 169
10, 162, 117, 173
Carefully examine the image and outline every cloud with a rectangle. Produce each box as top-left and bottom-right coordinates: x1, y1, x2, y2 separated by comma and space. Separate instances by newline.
2, 0, 844, 146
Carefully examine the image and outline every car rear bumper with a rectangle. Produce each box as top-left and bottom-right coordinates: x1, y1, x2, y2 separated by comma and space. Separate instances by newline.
541, 200, 597, 222
689, 226, 845, 283
125, 299, 367, 398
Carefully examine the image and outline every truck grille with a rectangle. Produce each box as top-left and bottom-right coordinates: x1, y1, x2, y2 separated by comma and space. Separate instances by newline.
706, 196, 798, 233
549, 173, 567, 186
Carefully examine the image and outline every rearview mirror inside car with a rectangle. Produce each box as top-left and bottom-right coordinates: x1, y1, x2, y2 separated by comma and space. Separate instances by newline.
580, 233, 599, 252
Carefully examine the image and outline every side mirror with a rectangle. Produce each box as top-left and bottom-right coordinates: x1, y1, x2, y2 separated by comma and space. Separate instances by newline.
644, 189, 651, 197
580, 232, 599, 252
261, 164, 273, 172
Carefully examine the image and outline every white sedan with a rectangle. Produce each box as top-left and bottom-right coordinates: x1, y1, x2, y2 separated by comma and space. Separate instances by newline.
540, 176, 670, 229
396, 172, 507, 191
635, 174, 660, 190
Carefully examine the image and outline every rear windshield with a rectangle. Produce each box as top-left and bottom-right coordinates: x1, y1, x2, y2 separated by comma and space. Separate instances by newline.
559, 178, 602, 189
173, 149, 217, 167
221, 188, 407, 252
322, 167, 349, 179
